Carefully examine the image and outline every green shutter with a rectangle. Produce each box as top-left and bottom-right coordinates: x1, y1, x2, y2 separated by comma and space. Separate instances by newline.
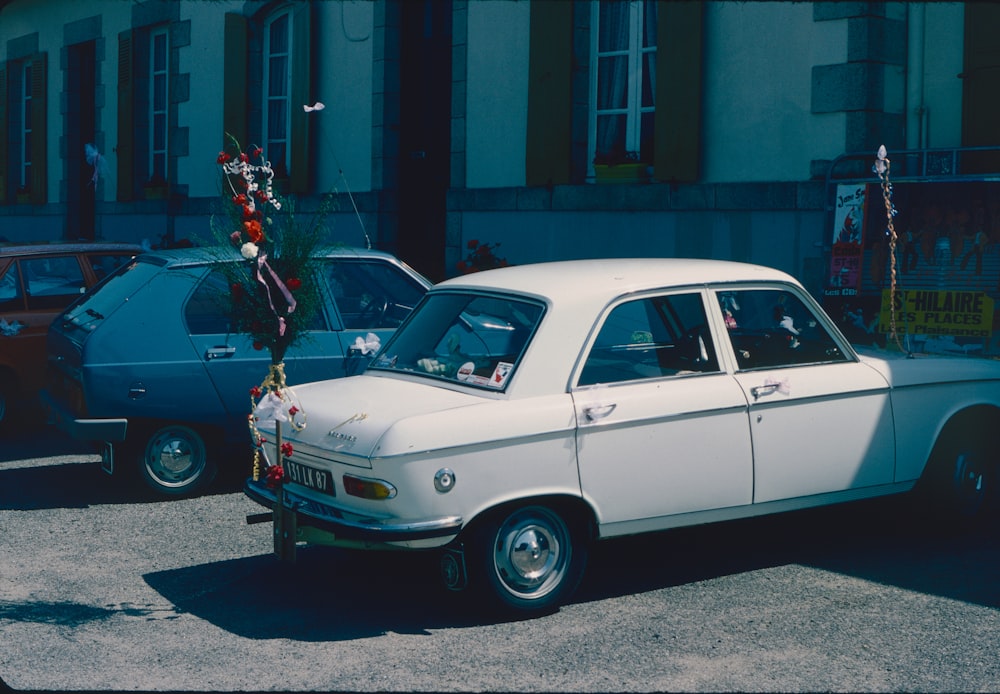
223, 13, 249, 151
117, 32, 135, 201
289, 2, 312, 194
526, 0, 573, 187
0, 62, 8, 204
28, 52, 46, 205
654, 1, 703, 183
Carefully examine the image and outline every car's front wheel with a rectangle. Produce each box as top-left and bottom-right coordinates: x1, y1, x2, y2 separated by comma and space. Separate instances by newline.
135, 424, 217, 497
473, 504, 588, 614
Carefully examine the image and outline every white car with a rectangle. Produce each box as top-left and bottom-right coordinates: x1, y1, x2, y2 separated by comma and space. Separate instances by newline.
245, 258, 1000, 613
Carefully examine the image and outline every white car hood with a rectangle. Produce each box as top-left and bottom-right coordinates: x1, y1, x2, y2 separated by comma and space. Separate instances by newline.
272, 373, 485, 460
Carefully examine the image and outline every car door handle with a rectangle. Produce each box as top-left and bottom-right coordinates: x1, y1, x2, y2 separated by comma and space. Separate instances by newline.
750, 378, 790, 400
205, 345, 237, 360
584, 403, 617, 421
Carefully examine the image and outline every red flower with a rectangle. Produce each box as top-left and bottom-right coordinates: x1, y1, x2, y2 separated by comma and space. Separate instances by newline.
244, 219, 263, 243
249, 386, 262, 398
239, 152, 249, 163
285, 277, 302, 291
264, 465, 286, 488
251, 146, 263, 158
232, 194, 247, 206
456, 260, 468, 273
253, 341, 264, 351
288, 405, 299, 416
467, 239, 479, 249
217, 152, 231, 164
231, 282, 245, 301
229, 231, 242, 247
280, 442, 294, 458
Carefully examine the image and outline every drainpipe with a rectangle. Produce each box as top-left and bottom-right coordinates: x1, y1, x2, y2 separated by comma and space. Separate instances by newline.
906, 3, 927, 150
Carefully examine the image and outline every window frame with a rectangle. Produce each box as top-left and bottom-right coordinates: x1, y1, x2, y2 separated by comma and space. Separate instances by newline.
588, 0, 657, 173
148, 27, 169, 184
263, 9, 292, 178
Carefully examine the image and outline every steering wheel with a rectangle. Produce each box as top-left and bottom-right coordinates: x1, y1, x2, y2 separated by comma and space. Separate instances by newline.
357, 296, 389, 328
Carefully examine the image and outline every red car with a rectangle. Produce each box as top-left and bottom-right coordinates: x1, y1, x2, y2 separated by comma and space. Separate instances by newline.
0, 241, 142, 430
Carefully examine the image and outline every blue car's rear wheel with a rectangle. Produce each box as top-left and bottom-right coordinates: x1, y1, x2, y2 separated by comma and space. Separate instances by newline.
136, 424, 217, 497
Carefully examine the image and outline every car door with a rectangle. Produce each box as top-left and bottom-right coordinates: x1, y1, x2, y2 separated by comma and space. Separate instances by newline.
715, 285, 895, 504
572, 290, 754, 533
184, 266, 344, 424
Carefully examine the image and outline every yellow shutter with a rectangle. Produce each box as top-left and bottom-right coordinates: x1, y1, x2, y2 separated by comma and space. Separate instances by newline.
223, 13, 249, 151
28, 52, 46, 205
654, 1, 703, 183
526, 0, 573, 187
289, 2, 312, 194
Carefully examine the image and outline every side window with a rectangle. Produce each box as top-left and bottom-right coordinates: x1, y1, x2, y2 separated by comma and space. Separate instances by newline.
720, 288, 847, 370
579, 292, 718, 386
325, 260, 426, 330
184, 269, 231, 335
186, 267, 328, 336
22, 256, 86, 310
0, 262, 24, 310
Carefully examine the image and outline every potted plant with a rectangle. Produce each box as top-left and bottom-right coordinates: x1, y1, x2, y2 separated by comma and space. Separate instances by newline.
592, 148, 650, 184
143, 175, 169, 200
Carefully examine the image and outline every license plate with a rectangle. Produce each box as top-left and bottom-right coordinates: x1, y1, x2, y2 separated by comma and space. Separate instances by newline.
100, 442, 114, 475
284, 459, 335, 496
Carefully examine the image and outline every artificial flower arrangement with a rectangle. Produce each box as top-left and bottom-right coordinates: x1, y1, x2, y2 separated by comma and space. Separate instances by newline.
215, 136, 326, 487
456, 239, 509, 274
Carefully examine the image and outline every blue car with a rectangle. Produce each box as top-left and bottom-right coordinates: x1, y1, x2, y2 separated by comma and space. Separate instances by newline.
42, 245, 430, 497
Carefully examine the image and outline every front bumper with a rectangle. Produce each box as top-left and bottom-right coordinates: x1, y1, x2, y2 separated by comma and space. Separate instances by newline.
39, 388, 128, 442
244, 477, 464, 544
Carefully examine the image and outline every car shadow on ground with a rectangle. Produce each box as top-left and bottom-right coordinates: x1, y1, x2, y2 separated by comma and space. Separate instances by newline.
143, 499, 999, 640
0, 458, 247, 510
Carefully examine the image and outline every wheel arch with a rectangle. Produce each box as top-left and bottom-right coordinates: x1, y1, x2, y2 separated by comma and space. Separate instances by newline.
922, 403, 1000, 476
460, 493, 598, 545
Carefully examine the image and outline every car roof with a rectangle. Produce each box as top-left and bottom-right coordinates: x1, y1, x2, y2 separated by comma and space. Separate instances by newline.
140, 244, 416, 269
0, 241, 144, 257
435, 258, 799, 305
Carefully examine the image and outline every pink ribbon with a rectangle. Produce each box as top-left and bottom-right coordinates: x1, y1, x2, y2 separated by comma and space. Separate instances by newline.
256, 253, 297, 336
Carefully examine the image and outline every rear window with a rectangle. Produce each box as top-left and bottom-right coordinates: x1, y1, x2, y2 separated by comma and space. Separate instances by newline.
369, 291, 544, 391
55, 256, 164, 341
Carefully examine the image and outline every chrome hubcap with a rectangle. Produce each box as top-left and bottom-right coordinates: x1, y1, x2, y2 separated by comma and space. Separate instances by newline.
147, 428, 205, 485
492, 507, 570, 600
953, 452, 986, 515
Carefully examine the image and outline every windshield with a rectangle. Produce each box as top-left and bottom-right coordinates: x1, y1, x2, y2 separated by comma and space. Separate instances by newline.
369, 291, 545, 391
54, 256, 164, 341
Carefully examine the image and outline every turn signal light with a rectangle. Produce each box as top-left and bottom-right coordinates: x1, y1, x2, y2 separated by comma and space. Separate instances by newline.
343, 474, 397, 500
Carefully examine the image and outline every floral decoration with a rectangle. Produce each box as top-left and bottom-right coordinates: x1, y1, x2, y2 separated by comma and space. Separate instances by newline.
456, 239, 509, 274
215, 136, 324, 366
214, 135, 328, 485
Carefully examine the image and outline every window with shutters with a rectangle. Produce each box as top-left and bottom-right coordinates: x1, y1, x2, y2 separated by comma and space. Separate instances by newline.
0, 53, 47, 205
224, 4, 313, 194
589, 0, 657, 170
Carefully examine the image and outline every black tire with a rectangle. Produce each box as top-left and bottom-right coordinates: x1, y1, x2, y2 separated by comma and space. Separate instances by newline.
920, 421, 998, 527
472, 504, 588, 614
135, 424, 217, 497
0, 378, 10, 433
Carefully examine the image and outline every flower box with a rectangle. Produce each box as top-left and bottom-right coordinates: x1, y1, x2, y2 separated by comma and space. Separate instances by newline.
593, 162, 650, 184
143, 185, 168, 200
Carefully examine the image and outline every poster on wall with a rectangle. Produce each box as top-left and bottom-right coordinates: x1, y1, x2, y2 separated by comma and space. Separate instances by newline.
823, 179, 1000, 355
826, 184, 867, 295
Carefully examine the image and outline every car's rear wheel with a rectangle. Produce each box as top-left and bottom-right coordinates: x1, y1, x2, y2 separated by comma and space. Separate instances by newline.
473, 504, 587, 614
135, 424, 217, 497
